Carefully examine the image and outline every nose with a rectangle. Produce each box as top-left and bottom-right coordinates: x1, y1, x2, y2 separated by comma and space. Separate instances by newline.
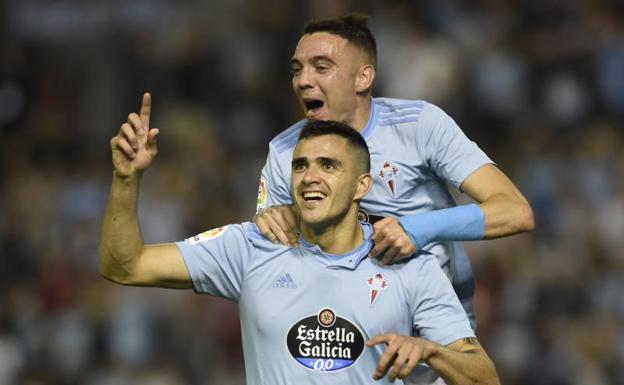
302, 164, 320, 184
295, 66, 314, 90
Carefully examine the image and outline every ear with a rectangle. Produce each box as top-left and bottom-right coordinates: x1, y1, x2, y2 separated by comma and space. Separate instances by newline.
354, 173, 373, 201
355, 64, 375, 94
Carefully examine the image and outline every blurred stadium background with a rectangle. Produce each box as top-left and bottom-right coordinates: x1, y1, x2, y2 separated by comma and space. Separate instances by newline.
1, 0, 624, 384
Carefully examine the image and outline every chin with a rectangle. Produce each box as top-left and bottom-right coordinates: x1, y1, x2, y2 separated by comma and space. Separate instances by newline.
300, 214, 323, 225
299, 211, 328, 228
306, 111, 329, 121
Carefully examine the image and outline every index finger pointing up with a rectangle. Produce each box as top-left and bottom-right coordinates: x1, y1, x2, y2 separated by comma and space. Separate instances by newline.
140, 92, 151, 129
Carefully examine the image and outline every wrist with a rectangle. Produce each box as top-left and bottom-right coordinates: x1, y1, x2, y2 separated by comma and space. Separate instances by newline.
112, 171, 144, 194
423, 340, 441, 362
113, 170, 143, 183
412, 337, 440, 362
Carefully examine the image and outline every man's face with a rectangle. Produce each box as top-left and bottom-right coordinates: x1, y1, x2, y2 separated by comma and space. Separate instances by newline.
291, 135, 364, 227
290, 32, 363, 124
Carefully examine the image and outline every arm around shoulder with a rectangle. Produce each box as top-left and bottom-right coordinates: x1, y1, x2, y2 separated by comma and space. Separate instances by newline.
461, 164, 534, 238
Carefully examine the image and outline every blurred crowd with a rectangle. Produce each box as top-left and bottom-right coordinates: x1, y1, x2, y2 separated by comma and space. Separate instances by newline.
1, 0, 623, 384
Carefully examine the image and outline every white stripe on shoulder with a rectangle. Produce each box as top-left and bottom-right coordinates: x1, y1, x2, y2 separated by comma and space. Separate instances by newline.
373, 99, 427, 125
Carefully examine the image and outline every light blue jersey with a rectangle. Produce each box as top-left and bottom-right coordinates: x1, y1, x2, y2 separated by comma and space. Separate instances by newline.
176, 222, 474, 385
257, 99, 493, 329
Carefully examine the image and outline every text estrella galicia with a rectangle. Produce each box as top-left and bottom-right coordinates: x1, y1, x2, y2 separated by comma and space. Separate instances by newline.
286, 308, 365, 372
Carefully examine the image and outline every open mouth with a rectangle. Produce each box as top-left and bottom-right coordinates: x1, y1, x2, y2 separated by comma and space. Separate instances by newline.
304, 99, 324, 113
302, 191, 326, 202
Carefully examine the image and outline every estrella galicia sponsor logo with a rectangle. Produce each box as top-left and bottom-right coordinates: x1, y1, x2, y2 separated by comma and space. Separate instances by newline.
286, 308, 364, 372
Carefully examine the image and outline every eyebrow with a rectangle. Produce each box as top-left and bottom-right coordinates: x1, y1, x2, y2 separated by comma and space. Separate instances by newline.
318, 157, 342, 168
292, 157, 307, 167
289, 55, 336, 67
291, 156, 343, 168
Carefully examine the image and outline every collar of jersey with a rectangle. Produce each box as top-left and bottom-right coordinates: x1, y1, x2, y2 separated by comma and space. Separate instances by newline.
297, 222, 373, 270
359, 98, 378, 140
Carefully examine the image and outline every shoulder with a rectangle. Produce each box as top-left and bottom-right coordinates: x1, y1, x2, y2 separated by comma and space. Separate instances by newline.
372, 98, 445, 136
184, 223, 246, 246
374, 97, 429, 111
374, 97, 429, 125
187, 222, 284, 250
241, 222, 291, 253
270, 119, 307, 155
374, 98, 454, 124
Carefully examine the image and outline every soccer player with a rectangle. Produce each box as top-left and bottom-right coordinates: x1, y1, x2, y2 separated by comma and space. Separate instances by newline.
255, 15, 534, 330
100, 98, 500, 384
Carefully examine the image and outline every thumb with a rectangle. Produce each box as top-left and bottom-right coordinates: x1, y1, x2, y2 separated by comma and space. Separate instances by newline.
146, 128, 159, 156
147, 128, 159, 142
373, 218, 389, 234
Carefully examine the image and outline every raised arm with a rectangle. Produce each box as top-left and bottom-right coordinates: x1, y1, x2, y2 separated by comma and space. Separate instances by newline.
99, 93, 192, 288
367, 334, 500, 385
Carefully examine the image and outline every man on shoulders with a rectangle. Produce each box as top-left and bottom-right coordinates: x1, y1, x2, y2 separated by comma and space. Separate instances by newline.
255, 15, 534, 329
100, 100, 500, 384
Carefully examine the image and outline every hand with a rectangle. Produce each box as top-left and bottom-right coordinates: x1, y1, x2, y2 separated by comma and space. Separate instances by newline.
253, 205, 298, 246
367, 333, 438, 383
110, 92, 160, 178
371, 217, 416, 265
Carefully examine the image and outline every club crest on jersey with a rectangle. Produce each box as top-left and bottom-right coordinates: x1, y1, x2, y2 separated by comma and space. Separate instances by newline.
367, 273, 388, 305
286, 308, 365, 372
188, 226, 229, 245
378, 161, 400, 196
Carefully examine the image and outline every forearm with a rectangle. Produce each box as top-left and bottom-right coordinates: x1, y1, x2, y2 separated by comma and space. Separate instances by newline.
99, 171, 145, 284
459, 164, 534, 240
426, 338, 500, 385
480, 192, 534, 239
398, 195, 534, 249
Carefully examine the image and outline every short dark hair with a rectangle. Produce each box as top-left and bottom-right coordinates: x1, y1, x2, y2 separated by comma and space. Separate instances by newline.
302, 14, 377, 68
297, 120, 370, 173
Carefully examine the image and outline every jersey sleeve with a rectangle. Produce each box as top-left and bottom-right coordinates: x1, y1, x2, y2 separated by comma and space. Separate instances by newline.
256, 142, 293, 212
175, 224, 253, 301
410, 255, 475, 345
416, 103, 493, 188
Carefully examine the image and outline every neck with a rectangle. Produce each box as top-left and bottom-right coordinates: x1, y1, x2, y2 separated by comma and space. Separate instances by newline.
300, 206, 364, 254
348, 95, 372, 132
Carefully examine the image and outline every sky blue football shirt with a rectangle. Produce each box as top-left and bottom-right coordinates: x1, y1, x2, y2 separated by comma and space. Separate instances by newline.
176, 222, 474, 385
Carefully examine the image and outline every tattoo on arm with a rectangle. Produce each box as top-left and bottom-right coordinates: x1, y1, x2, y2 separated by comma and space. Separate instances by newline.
457, 337, 481, 354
